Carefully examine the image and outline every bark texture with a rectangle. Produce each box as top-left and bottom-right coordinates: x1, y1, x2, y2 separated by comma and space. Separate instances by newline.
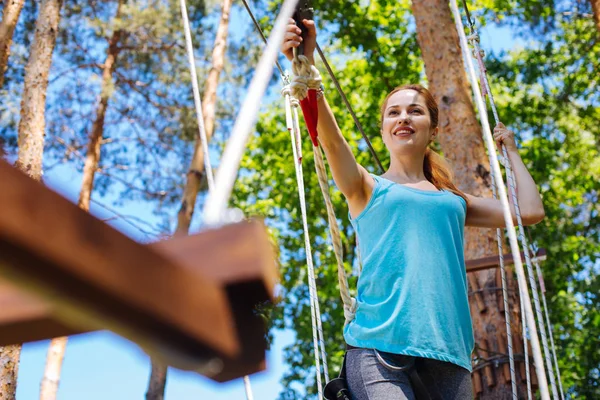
3, 1, 62, 396
0, 0, 25, 88
15, 0, 62, 181
78, 27, 122, 211
412, 0, 526, 398
0, 345, 21, 400
592, 0, 600, 34
39, 3, 122, 399
145, 363, 168, 400
175, 0, 232, 235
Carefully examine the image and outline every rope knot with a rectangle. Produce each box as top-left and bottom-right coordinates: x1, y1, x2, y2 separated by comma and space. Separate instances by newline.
291, 55, 322, 101
344, 297, 357, 325
281, 85, 292, 97
467, 32, 480, 43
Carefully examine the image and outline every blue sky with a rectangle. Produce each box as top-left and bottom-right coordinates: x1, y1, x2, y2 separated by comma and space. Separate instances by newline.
12, 5, 522, 399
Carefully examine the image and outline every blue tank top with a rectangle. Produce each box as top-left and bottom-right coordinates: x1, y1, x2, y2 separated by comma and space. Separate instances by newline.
343, 175, 474, 371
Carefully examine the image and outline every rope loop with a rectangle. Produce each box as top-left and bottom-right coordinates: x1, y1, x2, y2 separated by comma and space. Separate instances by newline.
344, 297, 357, 325
281, 85, 292, 97
291, 55, 322, 101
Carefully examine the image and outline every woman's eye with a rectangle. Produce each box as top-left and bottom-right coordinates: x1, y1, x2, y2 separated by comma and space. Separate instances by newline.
410, 109, 423, 114
389, 110, 398, 116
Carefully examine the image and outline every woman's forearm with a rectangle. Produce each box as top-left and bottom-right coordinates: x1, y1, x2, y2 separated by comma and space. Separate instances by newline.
313, 94, 365, 199
506, 148, 545, 224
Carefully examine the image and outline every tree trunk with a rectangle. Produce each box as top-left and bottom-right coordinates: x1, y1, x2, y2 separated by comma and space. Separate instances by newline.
145, 363, 168, 400
175, 0, 232, 235
39, 4, 122, 399
3, 1, 62, 397
39, 337, 67, 400
0, 345, 20, 400
0, 0, 25, 88
146, 2, 233, 398
591, 0, 600, 34
15, 0, 62, 181
77, 26, 122, 211
412, 0, 525, 398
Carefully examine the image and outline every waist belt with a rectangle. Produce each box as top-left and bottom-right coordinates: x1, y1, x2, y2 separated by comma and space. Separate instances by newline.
345, 345, 442, 400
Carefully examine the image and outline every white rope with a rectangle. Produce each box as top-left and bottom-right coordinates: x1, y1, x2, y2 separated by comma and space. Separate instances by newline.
467, 30, 561, 399
180, 0, 215, 191
521, 290, 533, 400
243, 376, 254, 400
284, 85, 326, 398
533, 247, 565, 400
290, 55, 322, 100
489, 173, 519, 398
466, 33, 517, 400
290, 52, 357, 322
449, 1, 550, 398
202, 0, 301, 224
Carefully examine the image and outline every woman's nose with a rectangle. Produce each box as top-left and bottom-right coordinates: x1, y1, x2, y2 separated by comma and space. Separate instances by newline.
398, 112, 411, 124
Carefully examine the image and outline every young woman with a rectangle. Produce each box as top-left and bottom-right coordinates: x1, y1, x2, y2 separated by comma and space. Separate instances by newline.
282, 19, 545, 399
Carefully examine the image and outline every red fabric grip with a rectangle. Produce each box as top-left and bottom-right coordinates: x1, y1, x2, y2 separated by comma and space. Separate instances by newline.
299, 88, 319, 147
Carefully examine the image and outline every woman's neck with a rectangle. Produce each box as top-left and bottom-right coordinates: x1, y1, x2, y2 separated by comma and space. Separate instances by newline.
384, 154, 427, 183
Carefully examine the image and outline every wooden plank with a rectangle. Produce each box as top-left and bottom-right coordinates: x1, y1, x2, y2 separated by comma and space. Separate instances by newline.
466, 249, 547, 273
0, 280, 80, 344
0, 160, 275, 375
0, 221, 277, 380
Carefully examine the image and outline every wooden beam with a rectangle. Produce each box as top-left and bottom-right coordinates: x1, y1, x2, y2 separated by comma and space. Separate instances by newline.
466, 249, 547, 273
0, 279, 79, 344
0, 160, 276, 380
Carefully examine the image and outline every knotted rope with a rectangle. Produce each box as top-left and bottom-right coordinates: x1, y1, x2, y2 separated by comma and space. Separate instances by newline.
290, 55, 322, 99
291, 53, 357, 325
467, 25, 561, 400
450, 0, 551, 397
283, 84, 329, 396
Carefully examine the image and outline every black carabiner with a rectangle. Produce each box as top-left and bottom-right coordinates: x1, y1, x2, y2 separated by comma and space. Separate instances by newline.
293, 0, 314, 56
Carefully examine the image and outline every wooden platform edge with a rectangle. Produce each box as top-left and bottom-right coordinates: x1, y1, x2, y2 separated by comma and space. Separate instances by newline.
0, 160, 277, 379
466, 249, 547, 273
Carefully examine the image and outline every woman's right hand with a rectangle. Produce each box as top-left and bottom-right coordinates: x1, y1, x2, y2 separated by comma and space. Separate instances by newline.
281, 18, 317, 64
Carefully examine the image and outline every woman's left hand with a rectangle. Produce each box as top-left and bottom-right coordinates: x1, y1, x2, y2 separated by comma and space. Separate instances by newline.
493, 122, 517, 152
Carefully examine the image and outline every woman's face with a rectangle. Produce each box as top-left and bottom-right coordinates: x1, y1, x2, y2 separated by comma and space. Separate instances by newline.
381, 90, 437, 157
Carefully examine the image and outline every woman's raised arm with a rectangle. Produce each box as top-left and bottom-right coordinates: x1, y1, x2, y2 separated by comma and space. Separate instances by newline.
282, 19, 374, 216
465, 123, 545, 228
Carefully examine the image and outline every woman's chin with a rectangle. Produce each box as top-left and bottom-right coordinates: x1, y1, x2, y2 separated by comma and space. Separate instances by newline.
385, 139, 419, 154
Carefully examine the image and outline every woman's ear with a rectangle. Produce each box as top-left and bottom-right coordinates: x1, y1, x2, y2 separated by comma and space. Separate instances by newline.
430, 127, 439, 143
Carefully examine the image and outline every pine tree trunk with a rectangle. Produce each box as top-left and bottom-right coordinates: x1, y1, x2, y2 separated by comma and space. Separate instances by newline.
412, 0, 524, 398
0, 345, 20, 400
2, 1, 62, 397
145, 363, 167, 400
15, 0, 62, 181
39, 337, 67, 400
0, 0, 25, 88
591, 0, 600, 34
39, 4, 122, 399
77, 27, 122, 211
175, 0, 232, 235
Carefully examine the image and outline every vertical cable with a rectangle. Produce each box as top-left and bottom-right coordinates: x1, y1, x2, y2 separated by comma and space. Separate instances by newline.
449, 0, 550, 397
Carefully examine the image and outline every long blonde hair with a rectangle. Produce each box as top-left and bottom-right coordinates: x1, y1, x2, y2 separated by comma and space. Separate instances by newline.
380, 84, 468, 204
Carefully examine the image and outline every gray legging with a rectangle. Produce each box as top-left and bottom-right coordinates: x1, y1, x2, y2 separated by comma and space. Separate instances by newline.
346, 348, 474, 400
